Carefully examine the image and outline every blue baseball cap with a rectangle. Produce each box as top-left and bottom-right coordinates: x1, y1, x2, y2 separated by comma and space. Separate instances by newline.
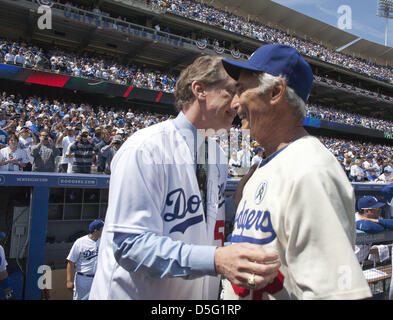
222, 44, 314, 103
89, 219, 104, 233
357, 196, 385, 210
254, 147, 263, 154
0, 232, 6, 241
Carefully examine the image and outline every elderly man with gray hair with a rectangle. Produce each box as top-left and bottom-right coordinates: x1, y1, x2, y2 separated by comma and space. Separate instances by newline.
221, 44, 371, 300
350, 158, 365, 182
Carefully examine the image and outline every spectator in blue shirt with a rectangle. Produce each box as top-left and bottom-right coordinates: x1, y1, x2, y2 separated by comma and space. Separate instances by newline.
366, 168, 379, 182
355, 196, 393, 233
30, 117, 44, 134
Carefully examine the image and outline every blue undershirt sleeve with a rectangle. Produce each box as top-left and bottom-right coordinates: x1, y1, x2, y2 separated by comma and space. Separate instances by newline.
113, 232, 217, 279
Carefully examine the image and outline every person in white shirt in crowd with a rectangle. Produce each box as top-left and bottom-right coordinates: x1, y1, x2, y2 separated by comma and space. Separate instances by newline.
376, 167, 393, 184
4, 49, 15, 64
13, 49, 25, 66
0, 134, 28, 171
57, 126, 75, 173
237, 141, 252, 168
228, 151, 241, 177
73, 64, 81, 77
17, 126, 37, 172
363, 155, 377, 176
350, 159, 365, 182
343, 153, 352, 177
387, 160, 393, 171
15, 119, 26, 134
375, 157, 384, 177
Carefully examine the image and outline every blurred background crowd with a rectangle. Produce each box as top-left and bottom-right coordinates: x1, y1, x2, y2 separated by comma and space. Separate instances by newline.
0, 91, 391, 184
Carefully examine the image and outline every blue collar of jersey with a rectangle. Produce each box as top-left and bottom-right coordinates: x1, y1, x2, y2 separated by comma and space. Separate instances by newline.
259, 144, 289, 168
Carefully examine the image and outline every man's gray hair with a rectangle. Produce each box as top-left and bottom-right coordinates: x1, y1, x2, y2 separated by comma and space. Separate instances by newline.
255, 72, 307, 121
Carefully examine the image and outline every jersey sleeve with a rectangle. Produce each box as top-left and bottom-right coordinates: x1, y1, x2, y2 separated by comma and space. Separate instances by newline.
66, 239, 80, 263
104, 141, 166, 235
284, 168, 371, 300
113, 232, 216, 279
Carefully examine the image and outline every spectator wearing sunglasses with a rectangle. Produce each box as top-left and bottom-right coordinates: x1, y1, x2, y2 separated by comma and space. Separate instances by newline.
66, 128, 96, 174
30, 130, 60, 172
100, 135, 123, 175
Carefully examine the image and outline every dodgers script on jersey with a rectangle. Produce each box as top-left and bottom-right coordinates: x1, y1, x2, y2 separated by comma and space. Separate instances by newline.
223, 135, 371, 300
90, 119, 227, 300
67, 235, 100, 274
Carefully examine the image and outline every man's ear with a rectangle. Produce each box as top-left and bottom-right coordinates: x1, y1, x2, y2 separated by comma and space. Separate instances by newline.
271, 78, 287, 105
191, 80, 206, 100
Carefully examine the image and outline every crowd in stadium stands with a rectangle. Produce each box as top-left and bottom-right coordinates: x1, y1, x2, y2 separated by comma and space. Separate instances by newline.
147, 0, 393, 83
0, 92, 392, 182
320, 136, 393, 183
0, 92, 172, 174
0, 39, 177, 92
17, 0, 392, 85
307, 104, 393, 133
2, 38, 393, 134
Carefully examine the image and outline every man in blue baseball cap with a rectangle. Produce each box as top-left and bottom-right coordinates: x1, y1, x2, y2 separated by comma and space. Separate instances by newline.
222, 44, 371, 300
356, 196, 393, 234
354, 196, 393, 277
66, 219, 104, 300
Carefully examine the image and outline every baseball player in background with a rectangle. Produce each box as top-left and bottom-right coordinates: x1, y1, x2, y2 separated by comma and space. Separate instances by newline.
220, 44, 372, 300
0, 232, 13, 300
89, 55, 280, 300
66, 219, 104, 300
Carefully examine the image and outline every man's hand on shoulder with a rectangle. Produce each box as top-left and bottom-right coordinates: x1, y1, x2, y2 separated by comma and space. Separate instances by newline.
214, 243, 280, 290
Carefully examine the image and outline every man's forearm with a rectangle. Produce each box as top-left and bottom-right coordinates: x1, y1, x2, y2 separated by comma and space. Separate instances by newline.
66, 262, 74, 282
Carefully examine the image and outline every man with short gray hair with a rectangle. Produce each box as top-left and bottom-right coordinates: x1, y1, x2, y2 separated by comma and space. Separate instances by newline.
221, 44, 371, 300
350, 158, 365, 182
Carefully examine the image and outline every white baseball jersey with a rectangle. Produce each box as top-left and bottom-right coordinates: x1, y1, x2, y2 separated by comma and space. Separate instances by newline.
67, 235, 100, 300
67, 235, 100, 274
0, 245, 7, 272
223, 135, 371, 300
89, 119, 227, 300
